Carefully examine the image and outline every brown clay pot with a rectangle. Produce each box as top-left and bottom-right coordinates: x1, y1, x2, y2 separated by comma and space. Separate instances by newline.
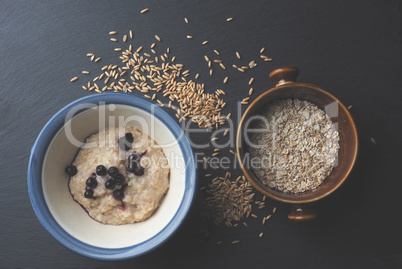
236, 67, 358, 221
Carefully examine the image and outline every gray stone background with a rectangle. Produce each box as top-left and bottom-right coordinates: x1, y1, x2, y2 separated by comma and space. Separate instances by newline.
1, 0, 402, 268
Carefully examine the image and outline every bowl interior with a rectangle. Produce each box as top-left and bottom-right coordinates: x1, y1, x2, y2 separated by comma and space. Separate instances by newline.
237, 84, 358, 203
43, 104, 186, 248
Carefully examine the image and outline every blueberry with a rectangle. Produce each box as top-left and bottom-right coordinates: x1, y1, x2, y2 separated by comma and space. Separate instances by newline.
125, 133, 134, 143
105, 179, 116, 189
114, 174, 126, 185
86, 177, 98, 188
96, 165, 107, 176
113, 189, 124, 200
133, 166, 144, 176
127, 164, 135, 173
65, 165, 77, 176
127, 153, 145, 175
128, 153, 141, 172
129, 153, 140, 161
108, 166, 119, 177
84, 189, 93, 198
118, 137, 132, 151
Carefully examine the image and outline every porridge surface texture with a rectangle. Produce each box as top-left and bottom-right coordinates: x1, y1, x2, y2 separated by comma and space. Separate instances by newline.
249, 99, 339, 193
69, 126, 169, 225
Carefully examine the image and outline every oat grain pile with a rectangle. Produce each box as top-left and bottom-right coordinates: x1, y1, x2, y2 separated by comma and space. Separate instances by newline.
249, 99, 340, 193
202, 173, 254, 227
75, 33, 228, 130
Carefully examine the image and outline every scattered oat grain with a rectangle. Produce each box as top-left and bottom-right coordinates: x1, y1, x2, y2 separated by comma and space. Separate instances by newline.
249, 61, 257, 68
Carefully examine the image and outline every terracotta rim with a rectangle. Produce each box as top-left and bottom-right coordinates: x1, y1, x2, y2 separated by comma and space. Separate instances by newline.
236, 82, 358, 204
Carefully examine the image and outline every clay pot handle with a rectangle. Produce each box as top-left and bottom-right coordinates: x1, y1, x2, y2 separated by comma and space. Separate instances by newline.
269, 66, 299, 86
288, 204, 317, 221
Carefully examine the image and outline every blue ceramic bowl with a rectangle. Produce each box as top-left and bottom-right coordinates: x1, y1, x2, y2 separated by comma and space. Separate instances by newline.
28, 93, 197, 260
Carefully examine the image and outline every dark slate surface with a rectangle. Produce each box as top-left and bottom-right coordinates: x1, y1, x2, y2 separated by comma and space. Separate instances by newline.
1, 0, 402, 268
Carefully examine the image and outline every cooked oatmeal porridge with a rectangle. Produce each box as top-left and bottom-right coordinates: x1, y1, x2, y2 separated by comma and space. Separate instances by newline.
65, 126, 170, 225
